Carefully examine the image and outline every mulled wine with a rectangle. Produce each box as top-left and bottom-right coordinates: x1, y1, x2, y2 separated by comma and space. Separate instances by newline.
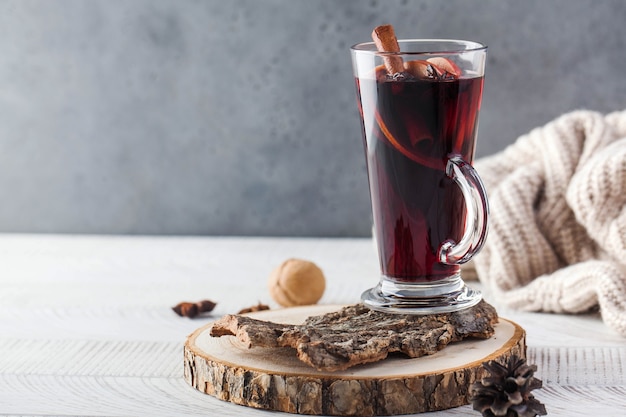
356, 66, 484, 282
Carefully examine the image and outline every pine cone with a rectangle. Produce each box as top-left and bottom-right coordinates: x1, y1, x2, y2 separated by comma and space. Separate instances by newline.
470, 355, 547, 417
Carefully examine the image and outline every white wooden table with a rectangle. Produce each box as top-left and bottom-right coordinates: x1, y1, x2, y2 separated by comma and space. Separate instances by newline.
0, 234, 624, 416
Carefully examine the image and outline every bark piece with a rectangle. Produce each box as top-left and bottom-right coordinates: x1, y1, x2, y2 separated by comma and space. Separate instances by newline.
210, 300, 498, 372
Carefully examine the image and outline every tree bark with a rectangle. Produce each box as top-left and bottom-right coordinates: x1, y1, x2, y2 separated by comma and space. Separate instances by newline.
210, 301, 498, 371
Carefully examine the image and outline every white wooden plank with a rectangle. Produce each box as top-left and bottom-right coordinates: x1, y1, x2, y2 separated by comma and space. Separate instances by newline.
0, 339, 181, 377
0, 375, 623, 417
0, 234, 623, 416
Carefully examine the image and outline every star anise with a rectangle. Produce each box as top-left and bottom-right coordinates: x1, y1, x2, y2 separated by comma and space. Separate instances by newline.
470, 355, 547, 417
172, 299, 216, 318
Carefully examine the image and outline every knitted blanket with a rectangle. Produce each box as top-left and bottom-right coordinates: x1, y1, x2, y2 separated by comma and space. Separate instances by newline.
469, 110, 626, 337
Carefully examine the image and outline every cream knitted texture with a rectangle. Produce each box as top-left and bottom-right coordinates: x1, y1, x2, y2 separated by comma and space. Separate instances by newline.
472, 110, 626, 336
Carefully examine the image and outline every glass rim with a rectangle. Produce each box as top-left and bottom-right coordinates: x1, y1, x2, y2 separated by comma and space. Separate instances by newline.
350, 39, 487, 55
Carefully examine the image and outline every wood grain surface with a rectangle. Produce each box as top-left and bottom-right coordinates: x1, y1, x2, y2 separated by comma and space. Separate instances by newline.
0, 235, 623, 416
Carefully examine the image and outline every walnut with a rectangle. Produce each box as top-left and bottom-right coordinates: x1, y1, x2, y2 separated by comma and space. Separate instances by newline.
268, 259, 325, 307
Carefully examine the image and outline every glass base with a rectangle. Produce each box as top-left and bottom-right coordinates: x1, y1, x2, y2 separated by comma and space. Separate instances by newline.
361, 274, 482, 314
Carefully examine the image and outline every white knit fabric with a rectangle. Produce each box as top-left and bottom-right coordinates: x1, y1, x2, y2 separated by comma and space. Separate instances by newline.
470, 110, 626, 337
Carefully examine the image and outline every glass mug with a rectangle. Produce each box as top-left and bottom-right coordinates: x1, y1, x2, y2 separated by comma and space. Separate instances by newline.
351, 39, 489, 313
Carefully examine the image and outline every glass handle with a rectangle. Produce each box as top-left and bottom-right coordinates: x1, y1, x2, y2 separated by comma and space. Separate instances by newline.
439, 156, 489, 265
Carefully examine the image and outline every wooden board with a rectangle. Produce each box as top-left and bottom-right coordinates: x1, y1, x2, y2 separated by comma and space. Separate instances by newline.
184, 305, 526, 416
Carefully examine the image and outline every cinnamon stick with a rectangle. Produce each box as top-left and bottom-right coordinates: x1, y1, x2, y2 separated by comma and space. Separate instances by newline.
371, 24, 404, 75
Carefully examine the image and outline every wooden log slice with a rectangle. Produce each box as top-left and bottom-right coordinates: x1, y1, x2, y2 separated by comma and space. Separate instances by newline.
184, 305, 526, 416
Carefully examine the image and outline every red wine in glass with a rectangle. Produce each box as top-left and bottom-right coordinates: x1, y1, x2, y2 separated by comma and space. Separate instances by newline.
356, 66, 484, 282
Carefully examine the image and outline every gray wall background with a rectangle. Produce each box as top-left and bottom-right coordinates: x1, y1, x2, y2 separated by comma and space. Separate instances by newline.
1, 0, 625, 236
